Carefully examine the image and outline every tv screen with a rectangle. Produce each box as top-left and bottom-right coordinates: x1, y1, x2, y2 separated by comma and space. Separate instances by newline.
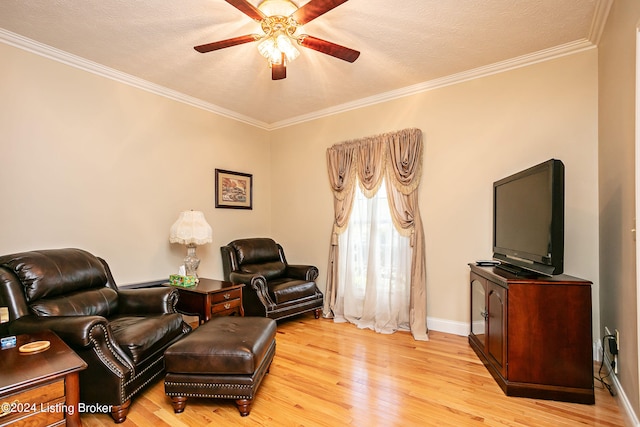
492, 159, 564, 276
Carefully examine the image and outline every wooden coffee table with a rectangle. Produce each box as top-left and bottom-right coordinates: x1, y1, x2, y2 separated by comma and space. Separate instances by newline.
166, 278, 244, 323
0, 330, 87, 427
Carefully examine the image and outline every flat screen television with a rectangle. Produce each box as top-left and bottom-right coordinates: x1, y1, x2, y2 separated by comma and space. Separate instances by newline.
492, 159, 564, 276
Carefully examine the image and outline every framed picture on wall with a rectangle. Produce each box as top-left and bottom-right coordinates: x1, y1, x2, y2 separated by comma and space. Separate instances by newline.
215, 169, 253, 209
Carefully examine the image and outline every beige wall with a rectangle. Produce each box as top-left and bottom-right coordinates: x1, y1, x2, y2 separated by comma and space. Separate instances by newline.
0, 42, 271, 284
271, 50, 600, 335
598, 0, 640, 420
1, 38, 600, 336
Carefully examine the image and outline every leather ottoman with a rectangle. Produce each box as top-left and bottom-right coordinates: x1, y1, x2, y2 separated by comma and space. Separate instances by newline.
164, 316, 276, 416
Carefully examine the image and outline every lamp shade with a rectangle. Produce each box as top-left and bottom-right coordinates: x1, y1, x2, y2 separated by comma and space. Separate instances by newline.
169, 211, 213, 245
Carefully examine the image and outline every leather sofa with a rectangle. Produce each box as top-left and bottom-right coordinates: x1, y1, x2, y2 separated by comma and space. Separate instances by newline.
0, 248, 191, 423
221, 238, 323, 320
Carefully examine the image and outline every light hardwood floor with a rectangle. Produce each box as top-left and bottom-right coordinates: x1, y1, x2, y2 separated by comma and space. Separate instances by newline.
81, 313, 626, 427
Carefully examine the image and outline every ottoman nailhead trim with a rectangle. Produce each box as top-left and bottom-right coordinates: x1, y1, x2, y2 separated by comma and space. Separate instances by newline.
167, 392, 252, 399
165, 381, 252, 391
165, 381, 253, 399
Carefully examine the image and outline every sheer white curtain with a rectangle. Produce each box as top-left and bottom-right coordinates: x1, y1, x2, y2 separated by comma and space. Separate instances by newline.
334, 179, 412, 333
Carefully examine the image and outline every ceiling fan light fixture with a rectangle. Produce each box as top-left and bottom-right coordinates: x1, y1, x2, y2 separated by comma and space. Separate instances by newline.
255, 1, 301, 68
194, 0, 359, 80
257, 36, 280, 63
257, 32, 300, 65
276, 34, 300, 61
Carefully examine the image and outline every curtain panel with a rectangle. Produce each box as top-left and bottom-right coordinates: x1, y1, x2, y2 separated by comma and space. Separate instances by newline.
324, 128, 428, 341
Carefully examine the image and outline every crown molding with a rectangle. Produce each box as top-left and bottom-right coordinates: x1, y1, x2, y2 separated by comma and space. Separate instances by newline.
0, 28, 271, 130
270, 38, 597, 129
1, 0, 611, 132
588, 0, 613, 45
267, 0, 612, 129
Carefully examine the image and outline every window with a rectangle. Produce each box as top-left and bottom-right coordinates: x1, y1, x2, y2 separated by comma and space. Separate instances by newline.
335, 179, 411, 333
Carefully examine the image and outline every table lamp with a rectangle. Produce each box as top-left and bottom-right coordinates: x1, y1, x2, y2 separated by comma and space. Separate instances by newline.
169, 210, 213, 277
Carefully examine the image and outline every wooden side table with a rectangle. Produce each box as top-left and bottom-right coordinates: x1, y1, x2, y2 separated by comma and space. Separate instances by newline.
0, 330, 87, 427
166, 278, 244, 324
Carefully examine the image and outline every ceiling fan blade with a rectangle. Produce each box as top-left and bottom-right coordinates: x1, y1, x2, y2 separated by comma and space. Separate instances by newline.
299, 35, 360, 62
272, 53, 287, 80
225, 0, 266, 21
291, 0, 349, 25
194, 34, 260, 53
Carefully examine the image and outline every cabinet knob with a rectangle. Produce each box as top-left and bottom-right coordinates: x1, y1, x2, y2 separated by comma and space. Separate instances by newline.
224, 303, 231, 310
480, 310, 489, 320
223, 293, 231, 300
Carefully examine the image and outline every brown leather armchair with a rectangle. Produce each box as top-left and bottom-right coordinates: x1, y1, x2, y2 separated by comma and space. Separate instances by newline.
0, 248, 191, 423
221, 238, 323, 320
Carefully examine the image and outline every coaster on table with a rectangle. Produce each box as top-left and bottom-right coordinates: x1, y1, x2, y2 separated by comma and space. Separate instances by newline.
19, 340, 51, 353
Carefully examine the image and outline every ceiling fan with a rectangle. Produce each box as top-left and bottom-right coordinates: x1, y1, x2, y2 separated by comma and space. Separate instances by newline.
194, 0, 360, 80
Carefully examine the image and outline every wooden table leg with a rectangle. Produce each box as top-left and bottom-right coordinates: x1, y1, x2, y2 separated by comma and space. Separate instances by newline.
65, 372, 82, 427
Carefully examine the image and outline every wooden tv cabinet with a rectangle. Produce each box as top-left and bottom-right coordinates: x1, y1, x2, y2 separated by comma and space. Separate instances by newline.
468, 264, 594, 404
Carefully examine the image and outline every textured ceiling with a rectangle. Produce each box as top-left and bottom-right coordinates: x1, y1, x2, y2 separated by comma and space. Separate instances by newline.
0, 0, 607, 129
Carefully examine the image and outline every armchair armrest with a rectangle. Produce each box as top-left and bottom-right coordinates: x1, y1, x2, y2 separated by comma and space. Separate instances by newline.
229, 271, 259, 286
229, 272, 276, 310
9, 314, 135, 374
8, 315, 109, 348
117, 287, 179, 315
286, 265, 319, 281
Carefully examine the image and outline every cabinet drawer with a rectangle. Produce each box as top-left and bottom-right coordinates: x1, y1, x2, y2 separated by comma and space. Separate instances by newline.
0, 397, 65, 427
211, 298, 241, 315
211, 288, 241, 304
0, 381, 65, 427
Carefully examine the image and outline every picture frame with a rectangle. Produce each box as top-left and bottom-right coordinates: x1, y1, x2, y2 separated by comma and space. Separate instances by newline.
215, 169, 253, 209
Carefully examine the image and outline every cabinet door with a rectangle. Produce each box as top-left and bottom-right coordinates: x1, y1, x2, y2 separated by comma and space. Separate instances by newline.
469, 273, 487, 348
487, 282, 507, 377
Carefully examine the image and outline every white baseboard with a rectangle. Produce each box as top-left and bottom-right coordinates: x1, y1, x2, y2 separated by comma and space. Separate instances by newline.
596, 341, 640, 427
427, 316, 469, 336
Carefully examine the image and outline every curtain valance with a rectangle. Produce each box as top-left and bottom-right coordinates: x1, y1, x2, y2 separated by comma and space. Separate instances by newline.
327, 128, 422, 199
